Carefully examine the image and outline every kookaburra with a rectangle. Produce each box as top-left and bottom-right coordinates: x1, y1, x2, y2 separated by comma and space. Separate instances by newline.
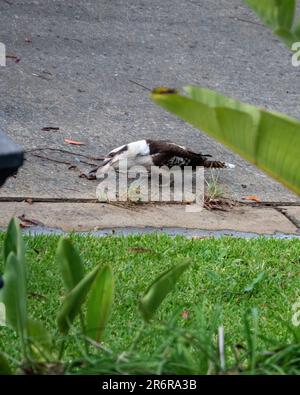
88, 139, 235, 179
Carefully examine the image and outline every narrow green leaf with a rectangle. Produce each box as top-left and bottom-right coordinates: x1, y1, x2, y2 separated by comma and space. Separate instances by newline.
4, 217, 19, 262
0, 352, 11, 375
243, 308, 259, 372
0, 252, 27, 335
56, 238, 84, 292
57, 265, 100, 334
3, 217, 26, 273
27, 318, 54, 361
151, 86, 300, 196
86, 265, 114, 342
139, 261, 190, 322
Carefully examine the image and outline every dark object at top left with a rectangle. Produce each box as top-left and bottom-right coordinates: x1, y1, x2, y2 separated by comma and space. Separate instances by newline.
0, 129, 24, 187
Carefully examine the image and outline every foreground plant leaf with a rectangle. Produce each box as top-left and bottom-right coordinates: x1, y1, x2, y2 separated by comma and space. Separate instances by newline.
1, 219, 29, 358
151, 86, 300, 196
86, 265, 114, 342
57, 265, 100, 334
139, 261, 190, 322
27, 318, 54, 361
3, 217, 25, 271
244, 0, 297, 46
56, 238, 84, 292
0, 352, 11, 375
0, 252, 27, 337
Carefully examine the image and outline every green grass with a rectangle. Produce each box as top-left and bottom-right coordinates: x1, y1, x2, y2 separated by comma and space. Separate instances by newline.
1, 233, 300, 373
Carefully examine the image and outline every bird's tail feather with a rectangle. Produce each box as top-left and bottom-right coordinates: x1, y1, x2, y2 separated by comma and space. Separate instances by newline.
203, 160, 235, 169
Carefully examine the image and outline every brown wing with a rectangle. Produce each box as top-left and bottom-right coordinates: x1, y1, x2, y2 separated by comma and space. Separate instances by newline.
147, 139, 210, 159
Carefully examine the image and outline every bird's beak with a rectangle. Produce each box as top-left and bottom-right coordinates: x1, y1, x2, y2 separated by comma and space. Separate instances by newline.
100, 158, 112, 167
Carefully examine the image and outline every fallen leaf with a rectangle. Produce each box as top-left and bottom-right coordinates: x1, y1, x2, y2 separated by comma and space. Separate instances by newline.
6, 54, 21, 63
41, 127, 60, 132
242, 195, 261, 202
25, 198, 33, 205
64, 138, 86, 146
17, 214, 44, 228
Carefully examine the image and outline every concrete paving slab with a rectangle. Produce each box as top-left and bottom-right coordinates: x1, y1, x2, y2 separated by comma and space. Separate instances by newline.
0, 0, 299, 202
0, 202, 297, 234
279, 206, 300, 229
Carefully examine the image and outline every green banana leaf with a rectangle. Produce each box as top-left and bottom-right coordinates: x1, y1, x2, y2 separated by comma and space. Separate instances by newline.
85, 265, 114, 342
56, 238, 84, 292
57, 264, 100, 335
139, 261, 190, 322
244, 0, 297, 46
151, 86, 300, 196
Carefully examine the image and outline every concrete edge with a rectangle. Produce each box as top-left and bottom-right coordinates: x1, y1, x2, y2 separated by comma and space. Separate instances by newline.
0, 201, 298, 235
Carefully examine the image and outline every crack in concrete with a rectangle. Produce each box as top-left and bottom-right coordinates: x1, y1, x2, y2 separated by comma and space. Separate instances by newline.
1, 196, 300, 208
276, 207, 300, 231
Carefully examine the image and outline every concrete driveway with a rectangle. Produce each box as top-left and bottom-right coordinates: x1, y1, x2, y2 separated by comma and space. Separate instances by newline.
0, 0, 299, 202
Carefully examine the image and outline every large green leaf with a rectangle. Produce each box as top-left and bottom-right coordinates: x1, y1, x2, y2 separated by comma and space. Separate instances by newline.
57, 265, 100, 335
244, 0, 297, 46
56, 238, 84, 292
85, 265, 114, 342
139, 261, 190, 322
151, 86, 300, 196
244, 0, 279, 29
0, 252, 27, 336
245, 0, 296, 29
